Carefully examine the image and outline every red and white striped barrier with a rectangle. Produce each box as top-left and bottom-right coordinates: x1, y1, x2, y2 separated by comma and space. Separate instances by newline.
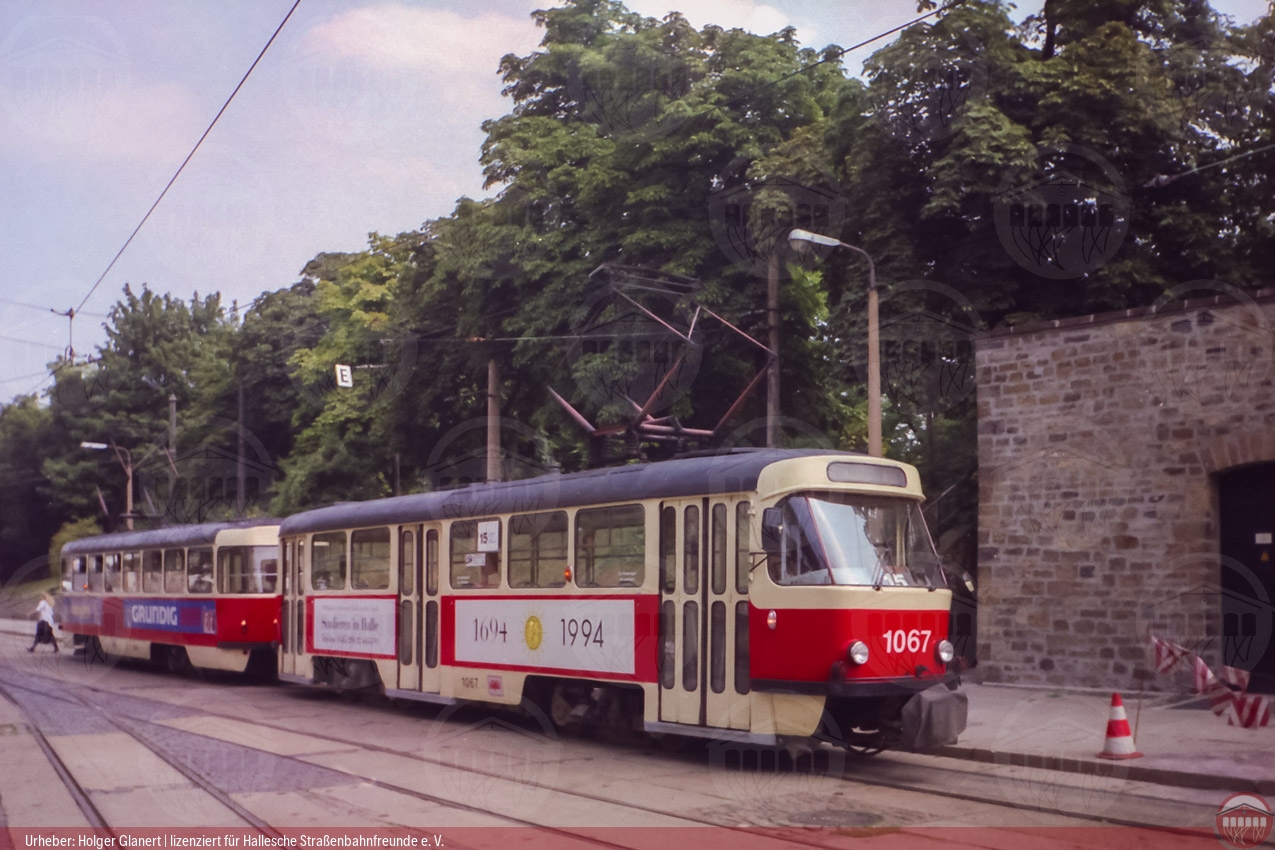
1150, 633, 1271, 729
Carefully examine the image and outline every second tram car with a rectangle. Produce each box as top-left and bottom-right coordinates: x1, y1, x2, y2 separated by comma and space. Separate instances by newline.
59, 520, 282, 676
277, 449, 968, 751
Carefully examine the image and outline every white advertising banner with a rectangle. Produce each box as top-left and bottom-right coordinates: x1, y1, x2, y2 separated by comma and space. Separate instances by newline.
311, 596, 397, 658
454, 598, 635, 676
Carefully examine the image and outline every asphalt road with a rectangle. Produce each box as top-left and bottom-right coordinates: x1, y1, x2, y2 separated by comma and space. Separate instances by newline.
0, 633, 1233, 847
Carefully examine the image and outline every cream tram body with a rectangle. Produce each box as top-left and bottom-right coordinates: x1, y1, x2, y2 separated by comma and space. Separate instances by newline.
277, 450, 966, 748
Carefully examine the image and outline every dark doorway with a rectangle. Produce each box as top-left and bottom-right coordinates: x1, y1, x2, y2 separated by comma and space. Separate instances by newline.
1217, 464, 1275, 694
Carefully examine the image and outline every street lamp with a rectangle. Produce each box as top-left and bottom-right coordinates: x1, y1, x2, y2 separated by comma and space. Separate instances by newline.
788, 228, 881, 458
81, 440, 135, 531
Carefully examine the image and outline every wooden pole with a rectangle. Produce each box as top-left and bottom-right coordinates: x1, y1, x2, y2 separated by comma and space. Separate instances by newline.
486, 358, 501, 482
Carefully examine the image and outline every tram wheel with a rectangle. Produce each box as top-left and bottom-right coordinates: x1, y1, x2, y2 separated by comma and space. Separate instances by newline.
164, 646, 193, 676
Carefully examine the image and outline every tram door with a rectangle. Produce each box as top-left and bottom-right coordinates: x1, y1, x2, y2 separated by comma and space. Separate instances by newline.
658, 497, 749, 730
280, 537, 309, 680
397, 526, 421, 690
420, 525, 442, 694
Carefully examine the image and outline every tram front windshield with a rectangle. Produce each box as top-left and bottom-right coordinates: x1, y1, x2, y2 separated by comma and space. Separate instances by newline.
773, 493, 945, 588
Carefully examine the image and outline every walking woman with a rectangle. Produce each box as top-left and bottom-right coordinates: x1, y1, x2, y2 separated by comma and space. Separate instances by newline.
29, 593, 58, 653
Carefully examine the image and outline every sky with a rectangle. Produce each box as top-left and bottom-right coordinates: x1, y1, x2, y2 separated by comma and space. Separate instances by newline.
0, 0, 1269, 403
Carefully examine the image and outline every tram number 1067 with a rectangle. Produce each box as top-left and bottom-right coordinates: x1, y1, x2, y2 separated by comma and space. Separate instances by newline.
882, 629, 931, 654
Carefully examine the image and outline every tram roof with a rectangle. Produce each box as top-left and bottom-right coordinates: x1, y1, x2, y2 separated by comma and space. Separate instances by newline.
280, 448, 860, 536
61, 519, 281, 556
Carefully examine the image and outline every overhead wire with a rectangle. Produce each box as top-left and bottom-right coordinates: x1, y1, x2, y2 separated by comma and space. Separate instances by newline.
72, 0, 304, 318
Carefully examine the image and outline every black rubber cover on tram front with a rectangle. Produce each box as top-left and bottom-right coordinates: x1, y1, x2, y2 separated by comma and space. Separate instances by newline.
280, 449, 848, 536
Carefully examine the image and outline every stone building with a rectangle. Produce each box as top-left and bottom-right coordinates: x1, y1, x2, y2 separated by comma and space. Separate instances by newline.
975, 286, 1275, 692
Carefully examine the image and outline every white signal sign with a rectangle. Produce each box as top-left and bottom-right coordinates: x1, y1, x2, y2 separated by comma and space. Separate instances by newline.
335, 364, 354, 388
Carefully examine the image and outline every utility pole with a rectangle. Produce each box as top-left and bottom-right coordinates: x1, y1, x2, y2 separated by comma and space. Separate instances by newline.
237, 382, 246, 516
111, 441, 135, 531
486, 358, 501, 482
766, 253, 780, 448
168, 393, 177, 458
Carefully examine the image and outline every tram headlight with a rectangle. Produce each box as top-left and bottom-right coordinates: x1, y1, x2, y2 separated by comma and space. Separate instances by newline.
937, 639, 955, 663
847, 640, 870, 665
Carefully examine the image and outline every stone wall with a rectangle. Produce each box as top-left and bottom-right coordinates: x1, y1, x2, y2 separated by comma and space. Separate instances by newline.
975, 287, 1275, 689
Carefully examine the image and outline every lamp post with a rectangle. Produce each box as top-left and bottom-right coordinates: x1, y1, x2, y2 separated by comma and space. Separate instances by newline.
81, 440, 135, 530
788, 228, 881, 458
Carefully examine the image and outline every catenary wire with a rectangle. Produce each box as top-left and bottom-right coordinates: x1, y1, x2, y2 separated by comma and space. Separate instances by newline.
72, 0, 304, 317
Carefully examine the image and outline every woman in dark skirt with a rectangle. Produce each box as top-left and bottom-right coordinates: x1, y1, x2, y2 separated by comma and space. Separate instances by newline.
29, 593, 59, 653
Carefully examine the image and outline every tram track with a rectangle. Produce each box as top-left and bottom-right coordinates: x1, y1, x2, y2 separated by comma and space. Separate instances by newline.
0, 673, 279, 837
0, 660, 1213, 844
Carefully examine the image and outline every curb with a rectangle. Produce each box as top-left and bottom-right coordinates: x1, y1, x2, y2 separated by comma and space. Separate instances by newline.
934, 744, 1275, 796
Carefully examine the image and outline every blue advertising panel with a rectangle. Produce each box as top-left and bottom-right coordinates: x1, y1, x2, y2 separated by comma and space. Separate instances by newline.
123, 599, 217, 635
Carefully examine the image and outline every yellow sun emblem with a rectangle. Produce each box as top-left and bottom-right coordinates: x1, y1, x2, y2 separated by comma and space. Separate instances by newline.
525, 615, 543, 651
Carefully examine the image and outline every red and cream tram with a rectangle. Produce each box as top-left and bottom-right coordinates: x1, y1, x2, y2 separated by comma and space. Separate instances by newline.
59, 520, 281, 676
277, 450, 968, 751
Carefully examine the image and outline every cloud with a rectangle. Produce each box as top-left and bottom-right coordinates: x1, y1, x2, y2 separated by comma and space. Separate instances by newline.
627, 0, 791, 34
301, 4, 543, 76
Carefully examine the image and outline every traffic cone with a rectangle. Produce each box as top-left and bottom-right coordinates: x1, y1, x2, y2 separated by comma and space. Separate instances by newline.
1097, 692, 1143, 760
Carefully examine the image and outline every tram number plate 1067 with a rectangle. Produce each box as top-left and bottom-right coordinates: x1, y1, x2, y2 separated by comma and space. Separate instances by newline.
453, 598, 635, 675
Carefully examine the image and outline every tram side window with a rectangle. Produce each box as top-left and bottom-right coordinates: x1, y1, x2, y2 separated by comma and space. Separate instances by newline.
70, 557, 87, 592
735, 501, 751, 593
450, 519, 501, 589
188, 548, 213, 594
163, 549, 185, 594
219, 546, 278, 594
659, 507, 675, 593
509, 512, 567, 589
143, 551, 162, 593
575, 505, 644, 588
90, 555, 103, 592
311, 531, 347, 591
425, 530, 438, 596
297, 539, 306, 596
104, 553, 120, 593
123, 552, 140, 593
351, 528, 391, 590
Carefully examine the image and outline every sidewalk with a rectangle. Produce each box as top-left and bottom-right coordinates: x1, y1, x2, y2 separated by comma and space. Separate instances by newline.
937, 682, 1275, 795
2, 617, 1270, 794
